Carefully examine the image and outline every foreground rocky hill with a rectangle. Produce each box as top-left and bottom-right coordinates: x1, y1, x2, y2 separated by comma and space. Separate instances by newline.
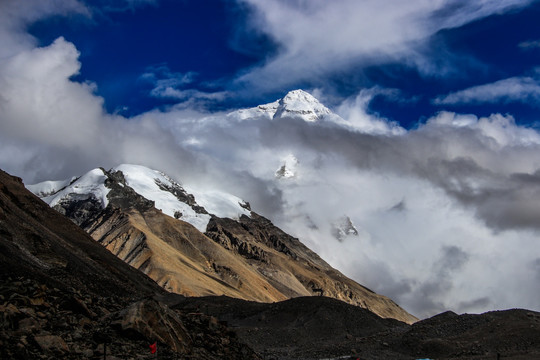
0, 168, 259, 359
29, 164, 417, 324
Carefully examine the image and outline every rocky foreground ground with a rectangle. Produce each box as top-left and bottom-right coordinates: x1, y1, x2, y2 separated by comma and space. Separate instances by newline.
0, 273, 260, 360
2, 275, 540, 360
175, 295, 540, 360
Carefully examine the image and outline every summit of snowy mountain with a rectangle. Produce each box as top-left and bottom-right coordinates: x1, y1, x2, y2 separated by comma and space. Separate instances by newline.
227, 89, 332, 122
28, 164, 251, 232
274, 89, 332, 122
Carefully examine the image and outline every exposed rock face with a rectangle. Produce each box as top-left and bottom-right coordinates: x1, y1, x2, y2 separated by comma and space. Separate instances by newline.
206, 213, 416, 323
102, 169, 155, 214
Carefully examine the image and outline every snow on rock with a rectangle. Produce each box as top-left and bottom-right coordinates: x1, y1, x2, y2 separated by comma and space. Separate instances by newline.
184, 186, 251, 221
39, 168, 111, 209
113, 164, 212, 232
332, 215, 359, 242
275, 154, 299, 179
227, 99, 280, 121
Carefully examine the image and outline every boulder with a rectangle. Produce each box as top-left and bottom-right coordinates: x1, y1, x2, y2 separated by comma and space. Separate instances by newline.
33, 334, 69, 353
111, 299, 192, 353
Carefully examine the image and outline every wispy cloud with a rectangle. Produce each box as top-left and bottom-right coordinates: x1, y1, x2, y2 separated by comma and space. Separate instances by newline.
233, 0, 535, 93
519, 39, 540, 50
141, 64, 229, 105
433, 76, 540, 105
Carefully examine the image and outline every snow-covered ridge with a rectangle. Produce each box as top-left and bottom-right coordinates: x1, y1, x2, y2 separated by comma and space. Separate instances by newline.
26, 177, 77, 198
28, 164, 251, 232
35, 168, 111, 209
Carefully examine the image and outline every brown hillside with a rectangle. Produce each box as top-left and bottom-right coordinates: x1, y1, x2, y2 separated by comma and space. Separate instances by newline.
78, 185, 417, 324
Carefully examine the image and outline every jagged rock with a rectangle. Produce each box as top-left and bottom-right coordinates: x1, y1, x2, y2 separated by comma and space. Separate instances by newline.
17, 316, 41, 333
154, 176, 208, 214
53, 196, 102, 226
110, 299, 192, 354
33, 334, 69, 353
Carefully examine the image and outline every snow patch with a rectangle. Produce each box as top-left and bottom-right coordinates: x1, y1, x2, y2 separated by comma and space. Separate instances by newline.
185, 186, 251, 220
114, 164, 212, 232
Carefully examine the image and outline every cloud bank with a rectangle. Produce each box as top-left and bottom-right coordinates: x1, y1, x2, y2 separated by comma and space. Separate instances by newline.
2, 0, 540, 319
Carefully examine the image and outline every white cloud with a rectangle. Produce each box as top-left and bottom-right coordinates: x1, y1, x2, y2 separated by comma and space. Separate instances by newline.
0, 1, 200, 182
433, 77, 540, 105
2, 0, 540, 320
335, 87, 406, 135
140, 64, 230, 106
233, 0, 534, 92
0, 0, 89, 57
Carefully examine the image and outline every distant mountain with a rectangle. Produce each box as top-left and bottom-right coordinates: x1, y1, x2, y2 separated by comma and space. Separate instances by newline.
29, 164, 417, 324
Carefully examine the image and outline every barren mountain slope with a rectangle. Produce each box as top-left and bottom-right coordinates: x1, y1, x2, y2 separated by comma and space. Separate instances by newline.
0, 168, 260, 360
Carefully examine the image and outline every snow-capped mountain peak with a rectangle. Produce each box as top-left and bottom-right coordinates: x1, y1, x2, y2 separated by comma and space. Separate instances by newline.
227, 89, 333, 122
274, 89, 332, 122
28, 164, 251, 232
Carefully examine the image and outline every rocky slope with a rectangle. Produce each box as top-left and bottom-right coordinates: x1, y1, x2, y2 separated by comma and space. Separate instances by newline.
0, 168, 260, 359
29, 164, 417, 324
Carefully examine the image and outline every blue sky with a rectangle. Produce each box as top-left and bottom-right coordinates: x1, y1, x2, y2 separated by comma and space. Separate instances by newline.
26, 0, 540, 127
3, 0, 540, 318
